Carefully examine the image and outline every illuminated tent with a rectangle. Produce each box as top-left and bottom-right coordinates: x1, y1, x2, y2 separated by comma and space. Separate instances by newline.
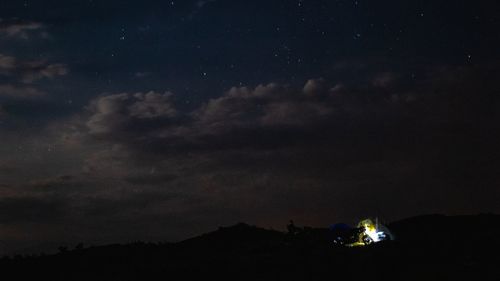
330, 218, 393, 246
357, 219, 393, 245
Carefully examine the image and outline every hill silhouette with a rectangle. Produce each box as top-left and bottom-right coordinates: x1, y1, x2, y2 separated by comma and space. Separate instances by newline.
1, 214, 499, 280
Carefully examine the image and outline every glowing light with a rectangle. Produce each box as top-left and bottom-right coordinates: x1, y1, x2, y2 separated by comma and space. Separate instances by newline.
332, 218, 393, 247
361, 222, 384, 243
364, 226, 380, 242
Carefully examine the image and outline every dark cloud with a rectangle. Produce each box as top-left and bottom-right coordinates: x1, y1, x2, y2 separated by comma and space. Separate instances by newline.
0, 19, 46, 39
0, 197, 66, 224
0, 53, 68, 84
62, 63, 499, 164
19, 63, 68, 84
0, 53, 68, 123
0, 84, 45, 99
26, 175, 78, 192
0, 19, 67, 109
75, 80, 344, 156
124, 173, 178, 186
85, 91, 177, 136
0, 64, 498, 255
194, 82, 334, 130
0, 54, 16, 69
52, 65, 499, 232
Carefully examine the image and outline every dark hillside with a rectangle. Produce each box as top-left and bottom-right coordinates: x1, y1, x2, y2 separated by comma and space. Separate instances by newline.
1, 215, 499, 281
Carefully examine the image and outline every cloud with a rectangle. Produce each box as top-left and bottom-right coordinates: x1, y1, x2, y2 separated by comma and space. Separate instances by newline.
66, 80, 347, 161
20, 62, 68, 83
193, 81, 336, 132
0, 84, 45, 99
0, 54, 16, 69
0, 53, 68, 84
260, 101, 333, 126
69, 76, 427, 159
61, 64, 499, 159
65, 66, 500, 195
86, 91, 177, 136
0, 19, 46, 39
303, 78, 329, 97
1, 65, 497, 255
124, 173, 177, 185
371, 72, 397, 88
0, 197, 66, 224
26, 175, 76, 190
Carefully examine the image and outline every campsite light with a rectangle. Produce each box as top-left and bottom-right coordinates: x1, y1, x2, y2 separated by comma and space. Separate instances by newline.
331, 218, 393, 247
364, 225, 381, 242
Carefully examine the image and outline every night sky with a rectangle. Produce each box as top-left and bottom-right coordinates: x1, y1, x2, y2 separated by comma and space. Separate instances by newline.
0, 0, 499, 254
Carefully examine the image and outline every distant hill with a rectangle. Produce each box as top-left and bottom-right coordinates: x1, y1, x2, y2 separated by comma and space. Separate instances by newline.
389, 213, 500, 242
1, 214, 499, 281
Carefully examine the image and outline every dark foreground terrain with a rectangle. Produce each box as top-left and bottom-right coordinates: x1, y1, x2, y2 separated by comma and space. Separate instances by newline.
1, 214, 499, 280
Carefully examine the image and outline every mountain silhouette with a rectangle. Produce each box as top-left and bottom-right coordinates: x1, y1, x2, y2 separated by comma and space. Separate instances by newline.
1, 214, 499, 280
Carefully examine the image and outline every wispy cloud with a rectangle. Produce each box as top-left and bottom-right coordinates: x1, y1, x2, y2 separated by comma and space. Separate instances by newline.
0, 19, 46, 39
0, 53, 68, 84
0, 84, 45, 99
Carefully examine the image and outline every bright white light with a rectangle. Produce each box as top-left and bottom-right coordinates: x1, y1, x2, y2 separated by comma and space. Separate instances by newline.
364, 227, 381, 242
363, 223, 385, 243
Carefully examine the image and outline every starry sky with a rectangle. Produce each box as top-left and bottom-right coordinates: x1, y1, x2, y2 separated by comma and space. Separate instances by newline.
0, 0, 499, 254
